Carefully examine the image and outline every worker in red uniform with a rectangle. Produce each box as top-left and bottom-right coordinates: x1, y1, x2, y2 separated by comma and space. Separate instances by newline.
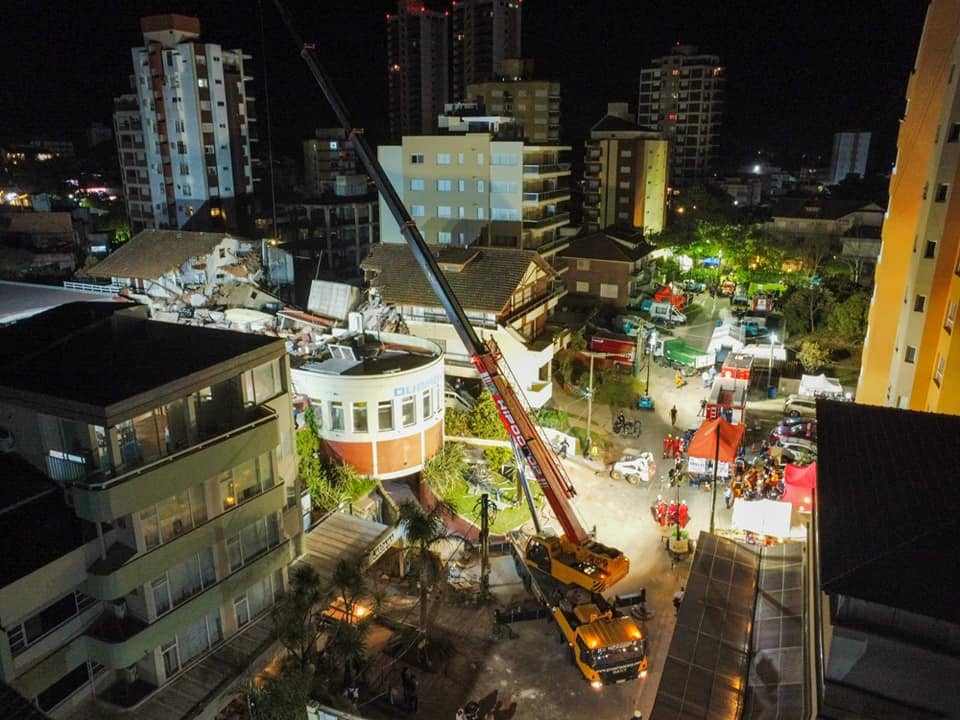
673, 436, 683, 458
678, 500, 689, 528
667, 500, 679, 525
663, 434, 672, 459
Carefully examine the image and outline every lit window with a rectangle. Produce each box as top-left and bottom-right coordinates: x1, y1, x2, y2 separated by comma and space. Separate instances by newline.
437, 153, 451, 165
410, 178, 425, 191
576, 259, 590, 271
438, 231, 452, 244
437, 179, 453, 192
437, 206, 452, 218
575, 281, 589, 293
411, 205, 425, 217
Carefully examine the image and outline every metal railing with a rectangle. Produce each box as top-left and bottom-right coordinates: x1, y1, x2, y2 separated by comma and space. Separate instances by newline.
522, 188, 571, 203
522, 162, 571, 174
522, 212, 570, 229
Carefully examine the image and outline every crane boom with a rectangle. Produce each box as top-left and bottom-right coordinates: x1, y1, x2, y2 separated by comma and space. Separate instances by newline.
274, 0, 628, 588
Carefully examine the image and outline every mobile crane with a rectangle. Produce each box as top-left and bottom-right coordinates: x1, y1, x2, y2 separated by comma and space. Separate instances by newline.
273, 1, 647, 686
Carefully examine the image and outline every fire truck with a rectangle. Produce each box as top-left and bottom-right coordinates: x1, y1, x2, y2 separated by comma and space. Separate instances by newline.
274, 1, 647, 686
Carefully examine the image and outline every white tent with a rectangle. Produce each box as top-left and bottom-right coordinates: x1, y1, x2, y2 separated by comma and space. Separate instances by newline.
799, 373, 844, 399
731, 498, 792, 538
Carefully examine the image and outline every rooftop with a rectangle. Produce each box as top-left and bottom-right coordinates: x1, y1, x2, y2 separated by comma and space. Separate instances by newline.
0, 211, 74, 235
0, 303, 283, 412
0, 280, 128, 326
85, 229, 249, 280
560, 228, 653, 263
361, 244, 554, 314
816, 400, 960, 624
293, 332, 440, 376
768, 196, 882, 221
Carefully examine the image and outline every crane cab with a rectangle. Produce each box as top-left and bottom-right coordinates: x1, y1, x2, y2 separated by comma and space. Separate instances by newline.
525, 535, 629, 593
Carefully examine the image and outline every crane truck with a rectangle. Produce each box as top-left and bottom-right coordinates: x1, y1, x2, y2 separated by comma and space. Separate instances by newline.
273, 0, 647, 686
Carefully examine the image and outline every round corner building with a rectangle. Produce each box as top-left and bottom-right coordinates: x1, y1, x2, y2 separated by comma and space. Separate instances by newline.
290, 331, 444, 478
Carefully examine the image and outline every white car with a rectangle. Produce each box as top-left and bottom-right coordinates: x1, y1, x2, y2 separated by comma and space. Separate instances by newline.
783, 394, 817, 418
773, 438, 817, 465
610, 452, 656, 484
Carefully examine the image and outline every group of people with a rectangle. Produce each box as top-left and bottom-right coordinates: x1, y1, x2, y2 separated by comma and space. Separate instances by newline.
652, 495, 690, 528
724, 464, 785, 506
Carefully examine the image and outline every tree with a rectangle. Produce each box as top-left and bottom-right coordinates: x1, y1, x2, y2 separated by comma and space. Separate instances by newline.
828, 291, 871, 343
331, 558, 367, 624
272, 564, 329, 670
325, 619, 371, 691
469, 390, 512, 469
398, 500, 448, 634
443, 407, 471, 438
783, 285, 835, 335
422, 442, 467, 496
797, 340, 832, 373
247, 666, 310, 720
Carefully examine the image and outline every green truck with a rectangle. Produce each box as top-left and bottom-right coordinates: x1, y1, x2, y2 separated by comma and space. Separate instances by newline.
655, 337, 713, 374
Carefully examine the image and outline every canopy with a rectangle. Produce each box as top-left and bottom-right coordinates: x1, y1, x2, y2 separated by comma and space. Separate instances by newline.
731, 498, 792, 538
686, 417, 745, 478
799, 373, 844, 399
781, 462, 817, 512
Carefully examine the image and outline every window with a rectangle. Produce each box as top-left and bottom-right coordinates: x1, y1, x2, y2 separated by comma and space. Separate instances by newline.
410, 153, 424, 164
438, 231, 452, 244
421, 389, 433, 419
458, 179, 466, 192
575, 281, 589, 293
600, 283, 619, 299
936, 183, 949, 202
949, 123, 960, 142
401, 396, 416, 427
935, 353, 946, 386
36, 663, 92, 712
179, 162, 190, 176
947, 301, 957, 333
914, 294, 927, 312
491, 207, 520, 220
437, 179, 453, 191
458, 152, 465, 164
437, 152, 451, 165
352, 402, 368, 432
437, 205, 452, 218
476, 180, 485, 193
458, 206, 466, 218
476, 153, 485, 165
904, 345, 917, 363
330, 401, 344, 431
925, 240, 937, 258
576, 259, 590, 271
410, 178, 425, 191
491, 153, 519, 166
245, 360, 282, 403
220, 454, 272, 510
234, 595, 250, 628
7, 591, 96, 658
411, 204, 425, 217
227, 515, 280, 573
491, 181, 518, 193
477, 207, 486, 220
153, 576, 172, 616
141, 485, 205, 549
378, 400, 394, 431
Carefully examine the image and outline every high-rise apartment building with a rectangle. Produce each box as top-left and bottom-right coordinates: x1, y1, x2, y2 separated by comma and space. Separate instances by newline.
465, 59, 560, 144
378, 112, 571, 253
583, 103, 668, 234
858, 1, 960, 415
636, 44, 725, 184
303, 128, 361, 198
830, 130, 872, 184
0, 303, 299, 717
451, 0, 522, 102
113, 15, 256, 232
386, 1, 449, 140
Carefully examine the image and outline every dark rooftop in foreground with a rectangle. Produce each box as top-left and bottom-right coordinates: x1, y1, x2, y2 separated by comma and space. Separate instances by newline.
0, 303, 284, 410
0, 453, 86, 588
816, 400, 960, 624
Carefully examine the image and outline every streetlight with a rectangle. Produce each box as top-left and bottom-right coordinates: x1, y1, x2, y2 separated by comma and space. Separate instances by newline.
767, 332, 778, 389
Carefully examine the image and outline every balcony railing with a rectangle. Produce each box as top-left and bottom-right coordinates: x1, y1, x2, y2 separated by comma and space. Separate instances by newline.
522, 162, 571, 175
522, 212, 570, 229
522, 189, 571, 203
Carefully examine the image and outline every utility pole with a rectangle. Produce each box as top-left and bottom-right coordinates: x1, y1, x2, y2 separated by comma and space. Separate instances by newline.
767, 332, 779, 389
585, 352, 597, 445
480, 493, 490, 599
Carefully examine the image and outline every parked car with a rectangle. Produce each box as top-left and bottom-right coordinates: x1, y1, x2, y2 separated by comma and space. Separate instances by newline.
783, 394, 817, 418
772, 438, 817, 466
769, 420, 817, 445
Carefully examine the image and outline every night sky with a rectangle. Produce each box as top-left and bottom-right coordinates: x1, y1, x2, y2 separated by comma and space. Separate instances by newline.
0, 0, 930, 173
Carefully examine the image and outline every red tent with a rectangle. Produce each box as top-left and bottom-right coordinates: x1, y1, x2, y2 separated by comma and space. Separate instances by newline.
686, 417, 745, 476
781, 462, 817, 512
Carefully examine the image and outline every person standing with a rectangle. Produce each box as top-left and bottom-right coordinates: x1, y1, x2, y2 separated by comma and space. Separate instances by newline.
558, 438, 569, 459
670, 405, 678, 427
724, 485, 733, 509
663, 434, 672, 458
698, 398, 706, 417
673, 586, 685, 615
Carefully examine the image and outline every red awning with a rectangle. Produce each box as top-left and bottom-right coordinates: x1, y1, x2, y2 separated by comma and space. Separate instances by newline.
686, 417, 745, 463
782, 462, 817, 512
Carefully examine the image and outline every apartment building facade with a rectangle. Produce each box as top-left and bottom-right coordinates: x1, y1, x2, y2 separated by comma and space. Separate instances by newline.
451, 0, 522, 102
0, 304, 299, 717
465, 59, 560, 144
386, 1, 449, 140
113, 14, 256, 232
378, 123, 571, 253
303, 128, 362, 198
583, 103, 668, 234
858, 0, 960, 414
637, 44, 725, 184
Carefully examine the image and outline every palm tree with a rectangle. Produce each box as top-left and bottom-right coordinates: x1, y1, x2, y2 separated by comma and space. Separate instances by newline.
398, 500, 448, 634
272, 564, 329, 669
331, 557, 367, 624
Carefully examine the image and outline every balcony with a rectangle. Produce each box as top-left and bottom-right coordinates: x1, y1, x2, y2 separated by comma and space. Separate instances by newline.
522, 211, 570, 230
522, 162, 571, 177
84, 483, 286, 601
66, 407, 279, 523
522, 188, 571, 205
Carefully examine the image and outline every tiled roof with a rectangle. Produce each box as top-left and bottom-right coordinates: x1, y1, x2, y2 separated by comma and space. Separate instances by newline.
1, 211, 73, 234
768, 197, 876, 220
559, 228, 653, 263
361, 244, 553, 314
816, 400, 960, 624
87, 229, 246, 279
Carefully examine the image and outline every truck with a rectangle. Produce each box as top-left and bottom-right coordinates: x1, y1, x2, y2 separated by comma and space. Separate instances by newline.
648, 301, 687, 325
656, 337, 713, 374
653, 284, 688, 310
276, 4, 647, 685
513, 541, 649, 687
589, 334, 636, 366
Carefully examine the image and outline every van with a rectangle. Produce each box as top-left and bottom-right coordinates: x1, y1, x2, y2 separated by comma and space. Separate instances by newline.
648, 301, 686, 325
783, 394, 817, 418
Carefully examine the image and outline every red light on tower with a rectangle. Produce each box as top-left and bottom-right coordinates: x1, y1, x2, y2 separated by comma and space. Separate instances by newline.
420, 5, 425, 11
668, 113, 678, 121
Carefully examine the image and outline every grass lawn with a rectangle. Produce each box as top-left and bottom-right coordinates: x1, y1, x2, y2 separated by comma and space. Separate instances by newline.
439, 476, 543, 535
